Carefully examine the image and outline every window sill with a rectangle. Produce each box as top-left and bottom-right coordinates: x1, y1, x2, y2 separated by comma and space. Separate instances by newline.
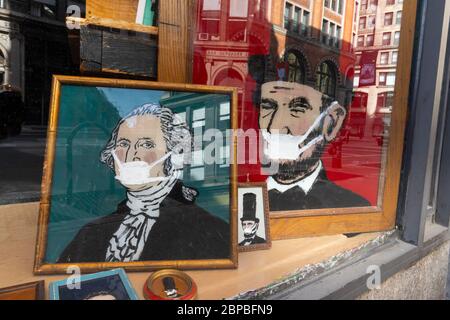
264, 225, 449, 300
0, 202, 385, 299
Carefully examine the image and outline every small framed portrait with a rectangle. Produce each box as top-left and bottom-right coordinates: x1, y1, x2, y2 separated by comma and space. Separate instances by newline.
34, 75, 238, 274
238, 182, 271, 252
0, 281, 45, 300
49, 269, 138, 300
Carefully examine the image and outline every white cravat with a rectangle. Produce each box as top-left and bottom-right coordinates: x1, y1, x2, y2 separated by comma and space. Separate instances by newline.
105, 169, 180, 262
267, 161, 323, 195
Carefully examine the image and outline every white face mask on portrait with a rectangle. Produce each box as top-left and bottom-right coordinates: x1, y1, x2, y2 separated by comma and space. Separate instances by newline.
262, 102, 337, 161
243, 222, 258, 238
111, 149, 173, 186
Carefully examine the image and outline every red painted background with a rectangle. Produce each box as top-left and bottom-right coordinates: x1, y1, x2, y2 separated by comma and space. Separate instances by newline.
192, 0, 385, 206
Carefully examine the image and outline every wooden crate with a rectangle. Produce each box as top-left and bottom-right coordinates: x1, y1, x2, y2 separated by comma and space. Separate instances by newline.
72, 0, 194, 83
80, 24, 157, 78
87, 0, 141, 23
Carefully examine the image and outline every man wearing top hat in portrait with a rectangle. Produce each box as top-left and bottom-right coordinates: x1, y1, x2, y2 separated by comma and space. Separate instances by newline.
239, 193, 266, 246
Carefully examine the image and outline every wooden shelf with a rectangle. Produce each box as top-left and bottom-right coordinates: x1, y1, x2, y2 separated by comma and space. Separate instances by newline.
67, 17, 159, 35
0, 202, 381, 300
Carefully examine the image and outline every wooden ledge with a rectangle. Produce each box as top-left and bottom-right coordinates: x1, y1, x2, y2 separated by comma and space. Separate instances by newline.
0, 202, 381, 300
66, 17, 159, 35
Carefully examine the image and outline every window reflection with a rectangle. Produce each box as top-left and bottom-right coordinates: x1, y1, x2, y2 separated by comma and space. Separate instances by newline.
316, 62, 337, 98
193, 0, 405, 208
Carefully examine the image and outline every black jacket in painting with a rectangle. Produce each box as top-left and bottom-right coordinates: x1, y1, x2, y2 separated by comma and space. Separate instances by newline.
58, 183, 230, 263
268, 171, 370, 212
239, 235, 266, 246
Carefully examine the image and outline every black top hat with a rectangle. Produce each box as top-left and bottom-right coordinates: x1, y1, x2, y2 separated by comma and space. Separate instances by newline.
241, 193, 259, 222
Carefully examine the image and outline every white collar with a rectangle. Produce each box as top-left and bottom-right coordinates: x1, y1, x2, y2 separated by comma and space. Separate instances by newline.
267, 161, 323, 195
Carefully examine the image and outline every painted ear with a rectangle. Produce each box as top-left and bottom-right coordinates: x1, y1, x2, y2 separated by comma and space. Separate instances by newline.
322, 103, 347, 143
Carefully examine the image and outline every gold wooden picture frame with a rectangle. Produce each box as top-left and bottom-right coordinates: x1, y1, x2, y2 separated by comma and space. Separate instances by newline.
238, 182, 272, 252
268, 0, 418, 240
0, 281, 45, 300
34, 75, 238, 274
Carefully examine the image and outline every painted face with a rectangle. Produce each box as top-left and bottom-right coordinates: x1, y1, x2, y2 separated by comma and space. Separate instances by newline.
242, 220, 258, 238
259, 82, 323, 137
259, 82, 327, 182
114, 115, 168, 192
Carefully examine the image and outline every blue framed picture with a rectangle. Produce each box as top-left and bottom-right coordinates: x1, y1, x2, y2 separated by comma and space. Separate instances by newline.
49, 268, 139, 300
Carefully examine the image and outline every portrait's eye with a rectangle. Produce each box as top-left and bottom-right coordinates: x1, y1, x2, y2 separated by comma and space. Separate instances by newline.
142, 142, 153, 149
290, 108, 306, 117
140, 140, 155, 149
117, 140, 130, 148
290, 101, 311, 118
260, 101, 277, 119
260, 103, 276, 111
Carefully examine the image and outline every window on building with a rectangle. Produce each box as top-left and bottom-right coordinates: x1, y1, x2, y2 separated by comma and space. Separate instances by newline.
367, 15, 376, 28
379, 72, 387, 86
322, 19, 342, 48
286, 51, 306, 84
284, 3, 311, 36
392, 51, 398, 64
357, 36, 365, 47
353, 75, 360, 87
30, 0, 57, 19
396, 11, 402, 25
301, 10, 310, 36
293, 7, 301, 33
229, 0, 248, 18
361, 0, 368, 10
386, 72, 396, 86
203, 0, 221, 11
383, 32, 392, 45
322, 19, 329, 44
284, 2, 292, 30
379, 72, 396, 86
384, 12, 393, 26
368, 0, 378, 11
377, 92, 395, 111
394, 31, 401, 46
324, 0, 343, 14
359, 16, 366, 30
316, 61, 337, 97
200, 0, 221, 39
366, 34, 374, 47
380, 52, 389, 65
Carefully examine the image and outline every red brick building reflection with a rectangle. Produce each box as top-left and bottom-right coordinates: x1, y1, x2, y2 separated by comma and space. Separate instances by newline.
192, 0, 385, 206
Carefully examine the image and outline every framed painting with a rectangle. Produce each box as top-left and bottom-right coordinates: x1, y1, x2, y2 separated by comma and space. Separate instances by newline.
223, 0, 418, 239
49, 269, 138, 300
34, 75, 238, 274
267, 0, 418, 239
0, 281, 45, 300
237, 182, 271, 252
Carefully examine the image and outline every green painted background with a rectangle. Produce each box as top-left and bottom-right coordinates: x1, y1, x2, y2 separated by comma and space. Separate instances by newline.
45, 85, 231, 263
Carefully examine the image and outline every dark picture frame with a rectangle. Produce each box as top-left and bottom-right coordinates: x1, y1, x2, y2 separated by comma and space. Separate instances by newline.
238, 182, 272, 252
0, 281, 45, 300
